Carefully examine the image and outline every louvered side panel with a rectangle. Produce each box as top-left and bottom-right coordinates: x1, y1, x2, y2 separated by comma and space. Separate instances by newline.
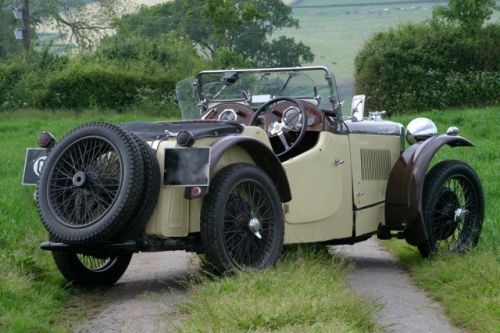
360, 149, 391, 180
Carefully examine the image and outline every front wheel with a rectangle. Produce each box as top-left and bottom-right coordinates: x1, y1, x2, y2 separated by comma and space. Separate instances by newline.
201, 164, 284, 273
418, 160, 484, 258
52, 251, 132, 287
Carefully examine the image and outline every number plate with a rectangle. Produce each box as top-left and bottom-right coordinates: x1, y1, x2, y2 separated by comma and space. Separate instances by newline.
22, 148, 48, 185
164, 147, 210, 186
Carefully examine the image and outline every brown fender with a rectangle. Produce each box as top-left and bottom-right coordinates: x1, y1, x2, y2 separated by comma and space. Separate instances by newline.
209, 135, 292, 202
385, 134, 474, 246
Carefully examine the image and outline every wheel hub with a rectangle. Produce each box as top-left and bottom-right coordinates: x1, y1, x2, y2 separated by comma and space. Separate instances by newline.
72, 171, 88, 187
248, 217, 262, 239
435, 188, 460, 240
454, 207, 468, 224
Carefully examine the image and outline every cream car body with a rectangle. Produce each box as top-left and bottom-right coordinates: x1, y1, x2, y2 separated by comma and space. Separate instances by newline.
30, 66, 483, 283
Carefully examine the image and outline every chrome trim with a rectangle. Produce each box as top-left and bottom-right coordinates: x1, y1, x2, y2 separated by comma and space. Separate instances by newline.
406, 118, 438, 145
217, 109, 237, 121
447, 126, 459, 136
198, 66, 331, 75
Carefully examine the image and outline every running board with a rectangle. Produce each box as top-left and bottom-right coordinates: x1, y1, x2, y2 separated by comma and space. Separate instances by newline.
40, 235, 202, 255
377, 223, 407, 240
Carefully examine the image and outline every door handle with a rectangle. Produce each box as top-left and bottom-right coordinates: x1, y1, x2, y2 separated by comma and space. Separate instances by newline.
335, 158, 344, 166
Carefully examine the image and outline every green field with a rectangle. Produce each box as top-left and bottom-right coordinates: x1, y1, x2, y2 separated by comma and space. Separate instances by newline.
0, 106, 498, 332
283, 1, 446, 89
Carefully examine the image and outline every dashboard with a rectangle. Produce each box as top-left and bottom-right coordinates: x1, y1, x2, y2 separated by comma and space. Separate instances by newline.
202, 100, 324, 132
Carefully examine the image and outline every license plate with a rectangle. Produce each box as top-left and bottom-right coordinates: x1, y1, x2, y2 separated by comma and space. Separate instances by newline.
22, 148, 48, 185
164, 147, 210, 186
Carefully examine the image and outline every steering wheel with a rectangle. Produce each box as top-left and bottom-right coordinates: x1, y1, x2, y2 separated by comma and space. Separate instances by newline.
250, 97, 308, 158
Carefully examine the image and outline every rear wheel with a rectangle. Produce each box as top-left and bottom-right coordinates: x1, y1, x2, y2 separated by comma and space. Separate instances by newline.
418, 160, 484, 257
52, 251, 132, 287
201, 164, 284, 273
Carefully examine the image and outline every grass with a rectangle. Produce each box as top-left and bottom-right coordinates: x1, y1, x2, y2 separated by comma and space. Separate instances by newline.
1, 106, 498, 332
383, 105, 500, 333
177, 246, 379, 333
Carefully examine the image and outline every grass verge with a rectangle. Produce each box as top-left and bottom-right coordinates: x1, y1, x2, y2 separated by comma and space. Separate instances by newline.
382, 105, 500, 333
177, 246, 379, 333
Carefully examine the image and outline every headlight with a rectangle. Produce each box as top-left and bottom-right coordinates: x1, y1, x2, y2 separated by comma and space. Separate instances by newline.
406, 118, 437, 145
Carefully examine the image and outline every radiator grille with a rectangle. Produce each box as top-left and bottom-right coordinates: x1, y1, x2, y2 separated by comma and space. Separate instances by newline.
360, 149, 391, 180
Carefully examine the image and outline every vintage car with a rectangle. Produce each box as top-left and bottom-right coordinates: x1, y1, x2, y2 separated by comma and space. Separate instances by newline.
24, 66, 484, 286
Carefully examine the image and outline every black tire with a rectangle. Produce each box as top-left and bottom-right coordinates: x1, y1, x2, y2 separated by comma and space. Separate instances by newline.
37, 122, 144, 245
418, 160, 484, 258
201, 164, 284, 273
52, 251, 132, 287
113, 133, 160, 240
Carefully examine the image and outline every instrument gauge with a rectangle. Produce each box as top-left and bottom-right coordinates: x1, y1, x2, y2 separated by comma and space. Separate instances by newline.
218, 109, 237, 122
282, 107, 302, 131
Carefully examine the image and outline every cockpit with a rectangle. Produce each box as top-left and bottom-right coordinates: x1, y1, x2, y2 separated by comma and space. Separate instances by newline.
176, 67, 343, 160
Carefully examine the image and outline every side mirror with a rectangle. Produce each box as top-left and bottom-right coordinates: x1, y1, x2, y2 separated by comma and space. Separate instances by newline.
351, 95, 365, 122
221, 71, 239, 85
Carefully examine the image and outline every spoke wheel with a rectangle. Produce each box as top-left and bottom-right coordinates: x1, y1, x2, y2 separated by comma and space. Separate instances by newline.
37, 122, 145, 245
52, 251, 132, 287
418, 160, 484, 257
201, 164, 284, 273
76, 254, 116, 272
48, 137, 123, 228
222, 182, 276, 267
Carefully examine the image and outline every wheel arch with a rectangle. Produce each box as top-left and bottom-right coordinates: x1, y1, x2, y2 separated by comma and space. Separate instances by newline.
209, 135, 292, 202
385, 134, 474, 246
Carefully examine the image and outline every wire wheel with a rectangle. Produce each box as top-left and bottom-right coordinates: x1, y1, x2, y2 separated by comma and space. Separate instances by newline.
76, 254, 116, 272
419, 160, 484, 257
223, 181, 276, 267
429, 175, 480, 252
201, 164, 284, 273
48, 137, 122, 227
37, 122, 145, 245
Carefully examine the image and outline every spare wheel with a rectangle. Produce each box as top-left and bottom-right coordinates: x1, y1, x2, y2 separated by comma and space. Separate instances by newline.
37, 122, 144, 245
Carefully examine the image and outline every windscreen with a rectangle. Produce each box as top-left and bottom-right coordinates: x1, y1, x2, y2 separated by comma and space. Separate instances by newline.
176, 68, 340, 120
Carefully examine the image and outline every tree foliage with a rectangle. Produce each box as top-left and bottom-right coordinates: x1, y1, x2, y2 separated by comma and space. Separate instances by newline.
433, 0, 499, 32
114, 0, 314, 67
354, 23, 500, 114
0, 0, 126, 54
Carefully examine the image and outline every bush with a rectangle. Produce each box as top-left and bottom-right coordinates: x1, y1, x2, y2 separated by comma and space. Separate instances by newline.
354, 23, 500, 114
39, 63, 177, 110
0, 32, 207, 112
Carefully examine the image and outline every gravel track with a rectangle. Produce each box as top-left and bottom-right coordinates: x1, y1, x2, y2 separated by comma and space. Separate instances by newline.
76, 238, 460, 333
336, 238, 461, 333
75, 251, 199, 333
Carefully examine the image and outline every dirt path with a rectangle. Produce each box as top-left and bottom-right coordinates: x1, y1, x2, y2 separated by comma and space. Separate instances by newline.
336, 238, 461, 333
75, 238, 460, 333
75, 251, 199, 333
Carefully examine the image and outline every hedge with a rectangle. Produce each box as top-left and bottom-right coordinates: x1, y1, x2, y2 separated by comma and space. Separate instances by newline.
354, 23, 500, 114
0, 62, 178, 111
39, 64, 177, 110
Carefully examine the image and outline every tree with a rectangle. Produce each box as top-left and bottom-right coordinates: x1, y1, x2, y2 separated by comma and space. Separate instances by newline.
115, 0, 314, 67
433, 0, 499, 32
0, 0, 126, 55
0, 4, 17, 58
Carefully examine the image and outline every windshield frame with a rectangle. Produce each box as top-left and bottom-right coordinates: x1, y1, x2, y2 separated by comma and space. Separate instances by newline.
193, 66, 341, 119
